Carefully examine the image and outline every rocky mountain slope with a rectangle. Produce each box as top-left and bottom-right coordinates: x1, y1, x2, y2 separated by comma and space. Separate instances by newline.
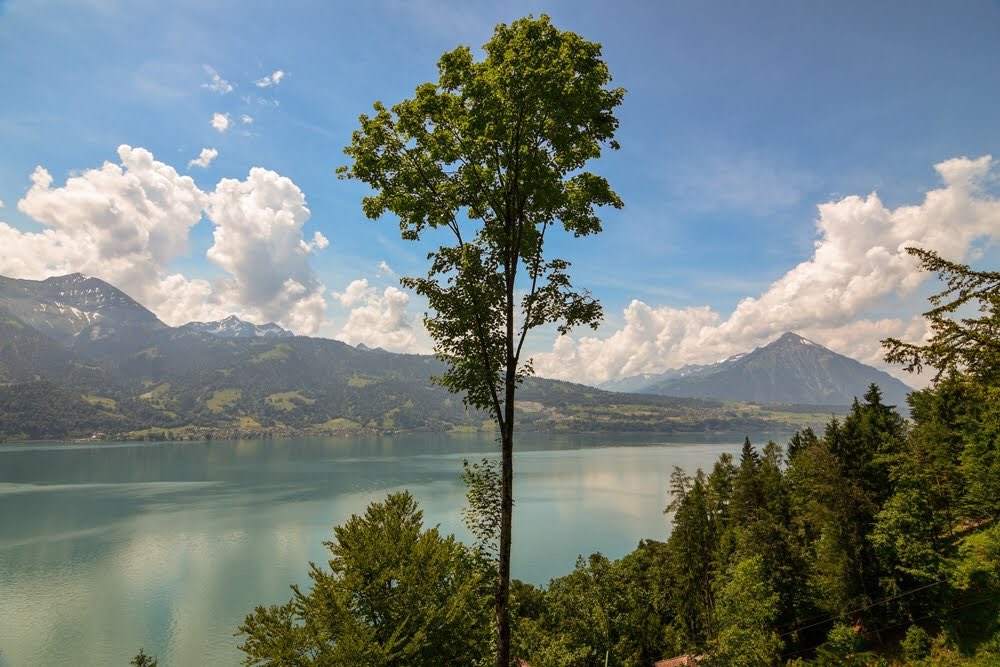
183, 315, 293, 338
0, 273, 164, 347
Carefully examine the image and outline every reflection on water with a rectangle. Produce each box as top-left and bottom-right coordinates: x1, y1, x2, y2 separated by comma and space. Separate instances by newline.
0, 431, 788, 666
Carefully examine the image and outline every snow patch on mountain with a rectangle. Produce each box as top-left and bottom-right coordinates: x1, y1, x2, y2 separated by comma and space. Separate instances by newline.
183, 314, 294, 338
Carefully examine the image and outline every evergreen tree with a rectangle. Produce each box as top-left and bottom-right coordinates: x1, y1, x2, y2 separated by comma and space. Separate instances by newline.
130, 649, 158, 667
786, 427, 818, 461
665, 469, 717, 647
883, 247, 1000, 383
787, 429, 871, 616
730, 437, 764, 525
832, 385, 906, 509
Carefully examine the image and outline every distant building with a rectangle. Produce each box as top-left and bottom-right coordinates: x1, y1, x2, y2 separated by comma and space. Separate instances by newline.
655, 655, 702, 667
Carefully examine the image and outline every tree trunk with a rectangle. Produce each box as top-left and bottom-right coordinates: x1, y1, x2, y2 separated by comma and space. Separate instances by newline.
497, 373, 516, 666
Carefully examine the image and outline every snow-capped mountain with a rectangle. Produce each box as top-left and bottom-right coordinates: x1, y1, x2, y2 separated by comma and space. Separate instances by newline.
0, 273, 164, 346
183, 315, 294, 338
601, 332, 912, 406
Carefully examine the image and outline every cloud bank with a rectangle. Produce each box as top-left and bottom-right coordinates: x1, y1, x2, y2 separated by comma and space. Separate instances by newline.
534, 155, 1000, 385
0, 145, 329, 333
1, 152, 995, 362
330, 276, 421, 351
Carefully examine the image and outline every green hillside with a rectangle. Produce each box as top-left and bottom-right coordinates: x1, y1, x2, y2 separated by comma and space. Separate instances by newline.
0, 273, 846, 441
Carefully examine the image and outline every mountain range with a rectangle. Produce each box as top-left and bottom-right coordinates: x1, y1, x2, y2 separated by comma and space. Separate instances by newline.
183, 315, 294, 339
0, 273, 910, 440
600, 332, 912, 407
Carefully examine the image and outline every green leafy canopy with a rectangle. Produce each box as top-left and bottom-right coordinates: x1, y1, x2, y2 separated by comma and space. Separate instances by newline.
338, 14, 624, 421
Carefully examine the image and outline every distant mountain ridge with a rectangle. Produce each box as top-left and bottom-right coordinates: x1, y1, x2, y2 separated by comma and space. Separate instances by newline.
601, 332, 912, 407
184, 315, 293, 339
0, 272, 815, 440
599, 356, 744, 393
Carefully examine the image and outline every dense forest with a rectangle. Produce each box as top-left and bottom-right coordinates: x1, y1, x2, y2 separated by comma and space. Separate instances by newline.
232, 249, 1000, 666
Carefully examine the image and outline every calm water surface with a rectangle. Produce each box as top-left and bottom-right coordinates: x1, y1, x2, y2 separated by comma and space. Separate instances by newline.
0, 431, 789, 666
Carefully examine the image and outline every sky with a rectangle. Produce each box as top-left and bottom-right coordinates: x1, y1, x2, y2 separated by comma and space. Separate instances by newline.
1, 0, 998, 387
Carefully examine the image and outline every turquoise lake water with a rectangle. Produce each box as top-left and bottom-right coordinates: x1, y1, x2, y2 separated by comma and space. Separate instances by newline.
0, 431, 790, 666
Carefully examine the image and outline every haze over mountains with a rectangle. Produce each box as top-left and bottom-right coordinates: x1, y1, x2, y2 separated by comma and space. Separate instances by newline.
601, 332, 911, 407
0, 273, 911, 439
183, 315, 293, 339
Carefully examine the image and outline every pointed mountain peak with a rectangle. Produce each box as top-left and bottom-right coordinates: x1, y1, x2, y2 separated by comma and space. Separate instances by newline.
770, 331, 819, 347
44, 272, 99, 286
610, 329, 912, 406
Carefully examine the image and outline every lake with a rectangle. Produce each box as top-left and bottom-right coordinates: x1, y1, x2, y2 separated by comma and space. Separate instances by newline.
0, 431, 789, 666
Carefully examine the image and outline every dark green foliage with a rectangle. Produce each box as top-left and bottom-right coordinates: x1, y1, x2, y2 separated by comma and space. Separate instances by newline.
902, 625, 932, 661
130, 648, 158, 667
883, 247, 1000, 383
709, 555, 783, 666
786, 426, 818, 460
236, 246, 1000, 665
511, 541, 675, 667
0, 381, 134, 440
665, 468, 717, 647
813, 623, 870, 666
462, 457, 503, 561
237, 492, 491, 666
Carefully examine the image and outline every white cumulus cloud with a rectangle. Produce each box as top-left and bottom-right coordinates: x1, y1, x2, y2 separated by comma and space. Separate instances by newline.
301, 231, 329, 252
4, 146, 207, 318
333, 278, 373, 308
201, 65, 233, 94
205, 167, 328, 333
254, 70, 285, 88
188, 147, 219, 169
331, 278, 423, 352
534, 155, 1000, 386
241, 114, 254, 125
1, 145, 331, 333
211, 112, 231, 133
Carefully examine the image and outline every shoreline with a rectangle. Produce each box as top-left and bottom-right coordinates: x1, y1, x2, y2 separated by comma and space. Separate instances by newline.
1, 422, 803, 446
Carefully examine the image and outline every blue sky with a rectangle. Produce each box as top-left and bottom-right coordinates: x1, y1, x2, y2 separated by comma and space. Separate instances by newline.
1, 0, 998, 384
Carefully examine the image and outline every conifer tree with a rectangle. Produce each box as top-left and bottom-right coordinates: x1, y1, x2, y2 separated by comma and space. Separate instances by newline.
666, 469, 718, 646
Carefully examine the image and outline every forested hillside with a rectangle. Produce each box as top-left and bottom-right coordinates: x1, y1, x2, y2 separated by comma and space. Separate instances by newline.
0, 273, 848, 441
238, 249, 1000, 665
238, 381, 1000, 665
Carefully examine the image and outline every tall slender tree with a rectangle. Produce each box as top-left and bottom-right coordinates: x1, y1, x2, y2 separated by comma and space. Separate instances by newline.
338, 15, 624, 665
